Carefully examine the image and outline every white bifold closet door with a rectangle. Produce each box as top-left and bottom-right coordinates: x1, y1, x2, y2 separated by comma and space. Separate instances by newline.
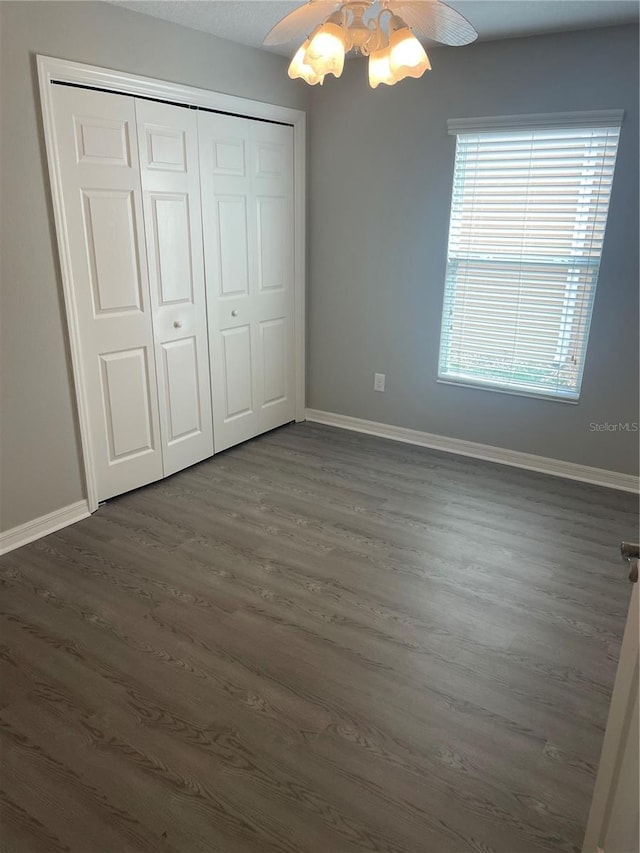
135, 99, 213, 477
51, 85, 213, 501
198, 113, 295, 453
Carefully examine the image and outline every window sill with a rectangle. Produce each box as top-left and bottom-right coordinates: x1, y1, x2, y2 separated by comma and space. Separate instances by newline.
436, 377, 580, 404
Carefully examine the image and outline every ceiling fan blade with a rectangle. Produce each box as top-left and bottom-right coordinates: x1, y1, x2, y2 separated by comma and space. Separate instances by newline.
387, 0, 478, 46
263, 1, 341, 46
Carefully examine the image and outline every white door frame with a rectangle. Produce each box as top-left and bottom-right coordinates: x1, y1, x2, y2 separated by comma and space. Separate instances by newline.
37, 54, 307, 513
582, 580, 638, 853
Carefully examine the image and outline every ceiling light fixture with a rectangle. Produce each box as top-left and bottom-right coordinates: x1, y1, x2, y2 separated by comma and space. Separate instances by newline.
269, 1, 477, 90
288, 38, 325, 84
288, 3, 426, 87
304, 12, 347, 78
368, 14, 432, 87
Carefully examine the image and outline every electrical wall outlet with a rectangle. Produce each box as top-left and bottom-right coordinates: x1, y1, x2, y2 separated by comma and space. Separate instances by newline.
374, 372, 386, 392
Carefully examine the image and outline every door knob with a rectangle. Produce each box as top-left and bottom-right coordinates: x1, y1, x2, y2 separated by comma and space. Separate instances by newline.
231, 310, 238, 317
173, 320, 182, 328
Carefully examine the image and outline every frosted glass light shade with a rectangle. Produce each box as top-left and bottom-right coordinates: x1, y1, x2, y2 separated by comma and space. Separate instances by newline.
368, 46, 395, 88
389, 25, 431, 81
306, 22, 346, 78
288, 39, 324, 85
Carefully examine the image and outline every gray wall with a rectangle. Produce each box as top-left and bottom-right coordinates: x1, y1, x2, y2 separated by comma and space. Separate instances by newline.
0, 1, 308, 532
1, 8, 638, 535
307, 25, 639, 476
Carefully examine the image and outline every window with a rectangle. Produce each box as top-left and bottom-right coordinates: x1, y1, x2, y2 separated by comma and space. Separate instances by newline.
438, 111, 622, 401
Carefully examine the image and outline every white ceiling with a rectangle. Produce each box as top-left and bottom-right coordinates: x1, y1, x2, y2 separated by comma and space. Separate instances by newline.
114, 0, 640, 55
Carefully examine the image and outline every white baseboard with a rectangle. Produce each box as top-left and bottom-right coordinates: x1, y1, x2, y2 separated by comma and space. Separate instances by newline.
0, 500, 91, 556
305, 409, 639, 493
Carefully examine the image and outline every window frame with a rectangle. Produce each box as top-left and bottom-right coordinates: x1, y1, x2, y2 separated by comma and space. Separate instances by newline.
437, 110, 624, 404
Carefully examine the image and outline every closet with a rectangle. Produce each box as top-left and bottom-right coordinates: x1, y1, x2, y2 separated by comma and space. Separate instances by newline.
49, 82, 296, 502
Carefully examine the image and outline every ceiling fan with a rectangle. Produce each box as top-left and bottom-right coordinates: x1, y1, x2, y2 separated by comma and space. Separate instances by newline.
264, 0, 478, 88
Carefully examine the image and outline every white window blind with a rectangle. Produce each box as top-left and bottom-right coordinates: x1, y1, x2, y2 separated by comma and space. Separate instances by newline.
438, 112, 622, 401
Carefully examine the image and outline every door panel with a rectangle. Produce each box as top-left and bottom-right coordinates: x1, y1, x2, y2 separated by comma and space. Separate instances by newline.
256, 141, 285, 177
221, 326, 254, 420
52, 85, 163, 501
256, 197, 286, 292
82, 189, 143, 315
136, 99, 214, 476
99, 348, 156, 461
199, 112, 295, 453
144, 125, 187, 172
160, 337, 203, 443
212, 137, 246, 175
260, 318, 286, 406
150, 194, 193, 305
74, 114, 131, 165
252, 121, 296, 435
217, 197, 250, 296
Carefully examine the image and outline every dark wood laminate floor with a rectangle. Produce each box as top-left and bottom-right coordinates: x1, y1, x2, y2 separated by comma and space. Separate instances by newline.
1, 423, 637, 853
